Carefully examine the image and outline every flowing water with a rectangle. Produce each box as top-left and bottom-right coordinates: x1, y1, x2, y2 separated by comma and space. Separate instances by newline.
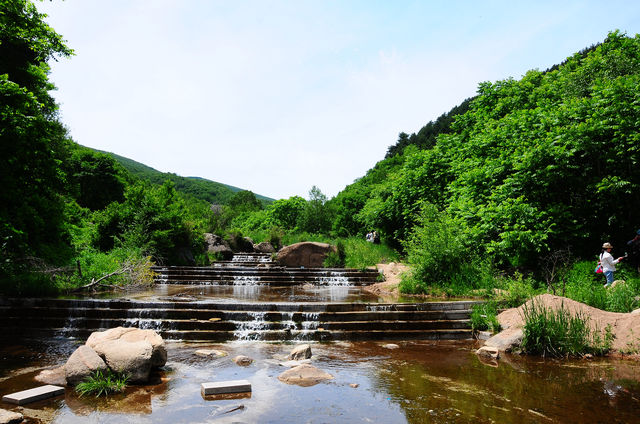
1, 337, 639, 423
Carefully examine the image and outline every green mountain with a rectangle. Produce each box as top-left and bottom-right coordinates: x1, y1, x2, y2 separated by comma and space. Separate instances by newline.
100, 150, 274, 204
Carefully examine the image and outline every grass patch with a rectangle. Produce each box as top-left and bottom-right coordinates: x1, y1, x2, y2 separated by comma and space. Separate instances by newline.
520, 300, 613, 358
470, 302, 501, 333
76, 369, 130, 397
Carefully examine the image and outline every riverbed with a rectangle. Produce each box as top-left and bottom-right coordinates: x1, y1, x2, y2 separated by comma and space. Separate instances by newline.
1, 337, 639, 423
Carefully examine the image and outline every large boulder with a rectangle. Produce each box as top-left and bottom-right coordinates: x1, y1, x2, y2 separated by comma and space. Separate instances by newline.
278, 364, 334, 387
92, 339, 153, 384
64, 345, 108, 386
204, 233, 233, 260
276, 242, 337, 268
86, 327, 167, 367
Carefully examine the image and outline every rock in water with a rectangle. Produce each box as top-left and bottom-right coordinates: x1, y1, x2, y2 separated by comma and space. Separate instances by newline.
233, 355, 253, 366
278, 364, 333, 387
92, 339, 153, 384
65, 345, 107, 386
0, 408, 23, 424
288, 344, 312, 360
86, 327, 167, 367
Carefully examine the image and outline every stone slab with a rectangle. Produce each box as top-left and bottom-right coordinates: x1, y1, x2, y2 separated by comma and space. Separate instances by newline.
201, 380, 251, 396
2, 385, 65, 405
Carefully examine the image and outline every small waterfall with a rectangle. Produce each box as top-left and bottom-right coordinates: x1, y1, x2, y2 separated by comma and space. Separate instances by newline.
233, 311, 268, 341
233, 275, 263, 299
315, 271, 349, 286
280, 311, 297, 332
292, 312, 320, 341
366, 304, 395, 312
124, 318, 164, 331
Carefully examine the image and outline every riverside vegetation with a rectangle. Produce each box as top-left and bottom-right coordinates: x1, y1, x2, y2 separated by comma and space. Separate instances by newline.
3, 1, 640, 355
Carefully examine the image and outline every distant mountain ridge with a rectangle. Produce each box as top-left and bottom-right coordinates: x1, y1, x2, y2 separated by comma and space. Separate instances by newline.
96, 149, 274, 204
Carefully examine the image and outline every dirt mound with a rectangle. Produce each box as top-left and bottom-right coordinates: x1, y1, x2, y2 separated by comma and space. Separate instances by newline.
364, 262, 410, 295
497, 293, 640, 353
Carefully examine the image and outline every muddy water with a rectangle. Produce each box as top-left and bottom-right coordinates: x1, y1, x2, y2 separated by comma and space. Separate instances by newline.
1, 338, 639, 423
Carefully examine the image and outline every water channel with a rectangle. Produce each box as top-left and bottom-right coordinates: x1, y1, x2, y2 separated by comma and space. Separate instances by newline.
1, 336, 639, 423
1, 260, 639, 423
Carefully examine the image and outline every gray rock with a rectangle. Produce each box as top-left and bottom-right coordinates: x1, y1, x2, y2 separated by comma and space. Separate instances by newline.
65, 345, 107, 386
92, 339, 153, 384
204, 233, 233, 260
0, 408, 23, 424
483, 328, 523, 353
276, 242, 337, 268
253, 242, 276, 253
288, 344, 312, 360
35, 365, 67, 386
278, 364, 334, 387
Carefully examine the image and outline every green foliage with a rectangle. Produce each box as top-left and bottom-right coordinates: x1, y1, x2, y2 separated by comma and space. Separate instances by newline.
470, 302, 501, 333
495, 273, 540, 308
91, 181, 203, 265
400, 204, 494, 295
323, 241, 346, 268
0, 0, 74, 269
520, 300, 613, 357
345, 31, 640, 271
75, 369, 129, 397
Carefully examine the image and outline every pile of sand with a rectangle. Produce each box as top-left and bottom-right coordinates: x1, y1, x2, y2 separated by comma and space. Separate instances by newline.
497, 293, 640, 353
364, 262, 410, 295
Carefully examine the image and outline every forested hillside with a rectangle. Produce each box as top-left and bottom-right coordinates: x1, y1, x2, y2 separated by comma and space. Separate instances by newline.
104, 151, 274, 205
3, 0, 639, 298
330, 30, 640, 289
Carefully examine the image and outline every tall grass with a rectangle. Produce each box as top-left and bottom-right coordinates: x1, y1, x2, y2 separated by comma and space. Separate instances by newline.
520, 300, 613, 357
76, 369, 129, 397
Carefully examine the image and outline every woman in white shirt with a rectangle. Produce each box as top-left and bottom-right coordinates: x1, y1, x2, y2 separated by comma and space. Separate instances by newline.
600, 242, 624, 287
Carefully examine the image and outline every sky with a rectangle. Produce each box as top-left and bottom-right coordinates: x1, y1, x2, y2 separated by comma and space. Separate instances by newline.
35, 0, 640, 200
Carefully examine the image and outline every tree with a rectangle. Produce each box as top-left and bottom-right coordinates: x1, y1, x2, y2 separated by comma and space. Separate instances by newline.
0, 0, 74, 272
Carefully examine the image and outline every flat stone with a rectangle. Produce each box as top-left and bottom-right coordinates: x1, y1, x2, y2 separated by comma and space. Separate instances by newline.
278, 364, 334, 387
233, 355, 253, 366
382, 343, 399, 349
201, 380, 252, 396
2, 385, 65, 405
195, 349, 227, 358
0, 409, 23, 424
484, 328, 523, 352
279, 359, 312, 367
476, 346, 500, 360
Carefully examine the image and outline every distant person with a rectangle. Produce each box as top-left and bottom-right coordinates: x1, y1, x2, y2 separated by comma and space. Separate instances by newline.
600, 242, 624, 287
627, 229, 640, 272
366, 232, 373, 243
372, 231, 380, 244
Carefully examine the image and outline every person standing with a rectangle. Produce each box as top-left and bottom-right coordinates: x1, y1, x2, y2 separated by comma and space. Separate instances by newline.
600, 242, 624, 287
627, 230, 640, 273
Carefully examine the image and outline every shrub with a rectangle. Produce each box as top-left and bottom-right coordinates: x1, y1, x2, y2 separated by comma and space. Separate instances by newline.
470, 302, 501, 333
76, 369, 129, 397
520, 300, 613, 357
401, 204, 494, 294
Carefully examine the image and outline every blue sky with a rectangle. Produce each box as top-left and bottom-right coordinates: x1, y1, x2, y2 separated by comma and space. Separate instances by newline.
36, 1, 640, 200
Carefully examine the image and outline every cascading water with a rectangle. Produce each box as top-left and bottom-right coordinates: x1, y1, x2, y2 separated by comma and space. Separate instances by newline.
233, 275, 263, 299
233, 311, 268, 341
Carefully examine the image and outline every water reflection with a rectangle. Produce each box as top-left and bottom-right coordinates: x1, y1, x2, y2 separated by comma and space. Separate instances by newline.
1, 340, 639, 423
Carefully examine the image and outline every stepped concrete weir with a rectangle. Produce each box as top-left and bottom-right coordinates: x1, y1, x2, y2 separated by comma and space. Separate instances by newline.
0, 254, 480, 342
